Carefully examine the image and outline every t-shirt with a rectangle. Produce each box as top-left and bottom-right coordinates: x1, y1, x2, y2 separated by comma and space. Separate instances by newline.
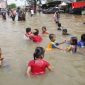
28, 59, 50, 75
66, 45, 77, 53
31, 35, 42, 43
77, 40, 85, 48
46, 41, 59, 50
31, 10, 34, 14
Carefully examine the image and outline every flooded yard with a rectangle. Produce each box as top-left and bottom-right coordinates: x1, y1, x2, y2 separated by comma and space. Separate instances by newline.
0, 13, 85, 85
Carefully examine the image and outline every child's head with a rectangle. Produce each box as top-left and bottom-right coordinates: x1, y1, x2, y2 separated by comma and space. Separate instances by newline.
33, 47, 45, 60
42, 26, 47, 32
70, 37, 77, 45
58, 22, 61, 27
26, 27, 31, 33
62, 29, 67, 35
33, 29, 39, 35
49, 34, 56, 42
81, 34, 85, 42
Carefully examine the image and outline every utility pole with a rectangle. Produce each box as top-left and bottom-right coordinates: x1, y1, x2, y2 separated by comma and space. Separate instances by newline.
6, 0, 8, 8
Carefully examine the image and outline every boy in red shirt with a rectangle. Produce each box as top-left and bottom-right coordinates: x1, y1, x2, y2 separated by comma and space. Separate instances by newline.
27, 47, 51, 76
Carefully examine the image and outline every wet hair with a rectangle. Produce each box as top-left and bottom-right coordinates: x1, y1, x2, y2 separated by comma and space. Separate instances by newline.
58, 22, 61, 27
33, 29, 39, 35
42, 26, 47, 33
70, 37, 77, 45
81, 34, 85, 42
49, 34, 55, 41
33, 47, 45, 60
42, 26, 47, 31
62, 29, 67, 35
26, 27, 31, 33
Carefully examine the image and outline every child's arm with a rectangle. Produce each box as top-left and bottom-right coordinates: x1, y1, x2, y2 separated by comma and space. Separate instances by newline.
59, 40, 66, 44
47, 65, 52, 71
26, 66, 31, 77
56, 46, 65, 51
66, 45, 72, 52
52, 43, 65, 51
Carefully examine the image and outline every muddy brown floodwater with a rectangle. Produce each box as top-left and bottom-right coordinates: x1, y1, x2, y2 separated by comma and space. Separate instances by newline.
0, 13, 85, 85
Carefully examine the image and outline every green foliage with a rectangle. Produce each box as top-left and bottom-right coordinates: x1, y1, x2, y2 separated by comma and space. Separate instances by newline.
47, 0, 54, 3
8, 3, 16, 9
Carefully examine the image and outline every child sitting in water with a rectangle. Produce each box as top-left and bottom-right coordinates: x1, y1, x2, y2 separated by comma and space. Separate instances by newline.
77, 34, 85, 48
0, 48, 4, 66
62, 29, 69, 35
42, 26, 49, 34
24, 27, 33, 40
66, 37, 77, 53
47, 34, 66, 50
57, 22, 62, 30
31, 29, 42, 43
27, 47, 51, 76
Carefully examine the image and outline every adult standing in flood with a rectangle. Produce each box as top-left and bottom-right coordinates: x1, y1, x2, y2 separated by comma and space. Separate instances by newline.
2, 12, 6, 20
10, 9, 16, 21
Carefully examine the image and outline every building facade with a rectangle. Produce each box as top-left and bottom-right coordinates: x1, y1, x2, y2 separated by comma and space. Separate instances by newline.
0, 1, 6, 8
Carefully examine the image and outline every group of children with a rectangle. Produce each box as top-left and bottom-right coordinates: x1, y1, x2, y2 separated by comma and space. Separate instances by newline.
26, 35, 85, 77
24, 24, 85, 76
26, 34, 85, 76
53, 11, 85, 53
24, 26, 49, 43
47, 33, 78, 53
24, 25, 85, 52
24, 28, 42, 43
18, 11, 85, 77
0, 25, 85, 77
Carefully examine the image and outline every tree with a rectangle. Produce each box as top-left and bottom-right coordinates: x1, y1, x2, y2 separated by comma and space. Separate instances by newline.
47, 0, 56, 3
8, 3, 16, 9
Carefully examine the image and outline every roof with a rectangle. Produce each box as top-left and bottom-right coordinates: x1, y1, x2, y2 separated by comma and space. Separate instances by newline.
62, 0, 74, 3
52, 0, 75, 3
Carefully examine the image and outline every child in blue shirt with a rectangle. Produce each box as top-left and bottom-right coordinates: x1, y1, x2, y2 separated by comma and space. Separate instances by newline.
47, 34, 66, 50
77, 34, 85, 48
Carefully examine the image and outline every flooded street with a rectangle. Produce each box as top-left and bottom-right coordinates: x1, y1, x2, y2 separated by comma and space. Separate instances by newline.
0, 13, 85, 85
